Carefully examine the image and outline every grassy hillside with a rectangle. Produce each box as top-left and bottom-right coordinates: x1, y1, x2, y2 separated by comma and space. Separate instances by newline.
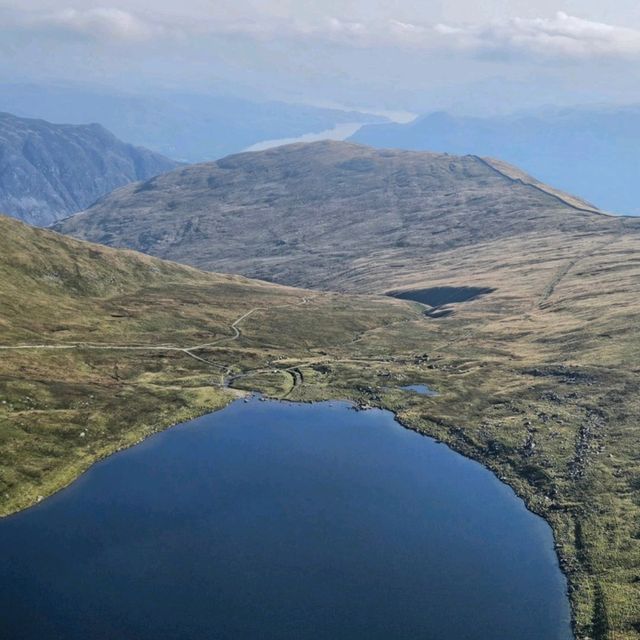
0, 214, 419, 516
13, 138, 640, 640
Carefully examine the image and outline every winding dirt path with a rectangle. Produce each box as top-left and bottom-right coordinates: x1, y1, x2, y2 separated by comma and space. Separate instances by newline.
0, 297, 314, 354
0, 296, 318, 390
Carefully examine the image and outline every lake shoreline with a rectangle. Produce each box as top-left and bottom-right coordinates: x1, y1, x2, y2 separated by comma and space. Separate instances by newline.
2, 389, 577, 638
1, 394, 573, 640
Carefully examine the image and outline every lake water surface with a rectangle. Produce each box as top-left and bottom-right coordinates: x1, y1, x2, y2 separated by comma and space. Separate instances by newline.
0, 398, 573, 639
400, 384, 437, 396
244, 122, 365, 152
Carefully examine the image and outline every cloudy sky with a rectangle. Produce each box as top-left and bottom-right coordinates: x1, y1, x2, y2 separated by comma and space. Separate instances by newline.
2, 1, 640, 113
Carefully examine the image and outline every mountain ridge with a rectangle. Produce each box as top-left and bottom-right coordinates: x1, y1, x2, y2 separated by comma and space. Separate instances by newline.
475, 156, 603, 214
350, 107, 640, 215
0, 112, 178, 226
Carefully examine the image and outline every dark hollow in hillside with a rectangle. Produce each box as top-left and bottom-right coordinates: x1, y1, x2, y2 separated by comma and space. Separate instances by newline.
390, 286, 496, 307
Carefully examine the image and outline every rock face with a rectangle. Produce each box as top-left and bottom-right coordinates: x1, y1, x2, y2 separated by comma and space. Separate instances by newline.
0, 112, 178, 226
55, 140, 633, 293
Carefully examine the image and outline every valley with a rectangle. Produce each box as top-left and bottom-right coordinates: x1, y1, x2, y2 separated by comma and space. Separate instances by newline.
0, 214, 422, 517
4, 3, 640, 639
2, 141, 640, 638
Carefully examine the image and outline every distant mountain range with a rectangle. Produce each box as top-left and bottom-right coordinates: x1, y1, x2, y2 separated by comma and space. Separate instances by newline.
0, 112, 178, 226
0, 84, 385, 163
351, 106, 640, 215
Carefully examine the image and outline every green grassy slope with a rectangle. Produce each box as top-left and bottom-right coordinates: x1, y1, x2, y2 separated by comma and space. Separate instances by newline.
0, 214, 419, 515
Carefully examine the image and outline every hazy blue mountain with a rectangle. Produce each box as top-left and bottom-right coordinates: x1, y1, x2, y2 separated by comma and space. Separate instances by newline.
0, 84, 385, 163
0, 112, 178, 226
351, 107, 640, 215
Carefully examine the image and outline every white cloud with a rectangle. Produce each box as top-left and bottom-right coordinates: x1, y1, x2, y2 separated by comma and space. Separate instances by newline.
4, 7, 170, 42
434, 12, 640, 59
195, 16, 372, 45
3, 6, 640, 60
188, 11, 640, 59
48, 8, 164, 41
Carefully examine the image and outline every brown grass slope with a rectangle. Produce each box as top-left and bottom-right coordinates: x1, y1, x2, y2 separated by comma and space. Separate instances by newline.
56, 141, 640, 288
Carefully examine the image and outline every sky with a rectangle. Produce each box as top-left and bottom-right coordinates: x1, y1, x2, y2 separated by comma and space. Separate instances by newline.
2, 1, 640, 114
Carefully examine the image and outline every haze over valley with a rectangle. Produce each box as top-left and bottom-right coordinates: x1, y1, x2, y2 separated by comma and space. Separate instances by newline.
0, 83, 386, 163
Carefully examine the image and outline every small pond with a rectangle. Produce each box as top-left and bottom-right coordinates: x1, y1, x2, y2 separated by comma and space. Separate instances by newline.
390, 286, 495, 307
399, 384, 438, 396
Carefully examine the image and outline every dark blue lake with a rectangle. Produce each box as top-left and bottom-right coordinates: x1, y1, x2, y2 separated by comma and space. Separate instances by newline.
0, 398, 573, 640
